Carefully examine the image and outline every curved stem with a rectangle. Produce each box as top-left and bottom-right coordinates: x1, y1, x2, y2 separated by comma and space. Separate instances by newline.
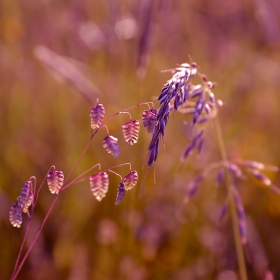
214, 117, 248, 280
11, 194, 60, 280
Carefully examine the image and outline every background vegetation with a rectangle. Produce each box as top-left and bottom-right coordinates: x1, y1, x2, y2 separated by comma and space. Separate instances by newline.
1, 0, 280, 279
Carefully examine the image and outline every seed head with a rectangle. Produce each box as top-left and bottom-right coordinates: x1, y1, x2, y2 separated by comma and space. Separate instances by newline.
122, 120, 140, 145
47, 170, 64, 194
252, 170, 271, 186
123, 170, 138, 190
9, 203, 22, 228
142, 109, 157, 133
244, 161, 265, 170
89, 172, 109, 201
90, 101, 105, 129
103, 135, 120, 157
115, 182, 126, 205
17, 181, 33, 213
233, 188, 247, 244
227, 163, 242, 178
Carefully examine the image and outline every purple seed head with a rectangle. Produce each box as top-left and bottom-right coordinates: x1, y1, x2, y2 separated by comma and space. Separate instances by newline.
233, 188, 247, 244
190, 85, 203, 98
142, 109, 157, 133
181, 142, 195, 161
252, 170, 271, 186
227, 163, 242, 178
219, 204, 228, 221
103, 135, 120, 158
90, 103, 105, 129
244, 161, 265, 170
115, 182, 126, 205
148, 138, 159, 167
17, 181, 33, 213
216, 168, 225, 186
9, 202, 23, 228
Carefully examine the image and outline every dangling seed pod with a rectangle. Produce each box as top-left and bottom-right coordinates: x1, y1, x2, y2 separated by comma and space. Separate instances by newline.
89, 172, 109, 201
22, 191, 34, 214
17, 181, 33, 213
122, 120, 140, 145
123, 170, 138, 190
9, 203, 22, 228
142, 109, 157, 133
103, 135, 120, 157
115, 182, 126, 205
90, 101, 105, 129
47, 170, 64, 194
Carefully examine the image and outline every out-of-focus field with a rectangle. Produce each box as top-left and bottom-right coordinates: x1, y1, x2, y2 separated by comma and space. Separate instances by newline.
1, 0, 280, 279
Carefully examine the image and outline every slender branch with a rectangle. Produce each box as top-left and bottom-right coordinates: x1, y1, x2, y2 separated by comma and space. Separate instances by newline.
11, 216, 32, 279
214, 117, 248, 280
11, 194, 60, 280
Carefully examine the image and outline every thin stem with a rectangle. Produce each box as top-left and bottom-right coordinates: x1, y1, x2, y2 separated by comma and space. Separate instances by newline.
35, 166, 54, 205
62, 163, 101, 191
108, 169, 123, 181
119, 111, 132, 120
64, 132, 97, 185
214, 117, 248, 280
104, 162, 131, 172
11, 194, 60, 280
11, 217, 32, 279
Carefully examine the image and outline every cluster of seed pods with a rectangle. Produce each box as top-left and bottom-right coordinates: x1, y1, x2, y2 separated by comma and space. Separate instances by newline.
9, 180, 34, 228
90, 97, 167, 162
89, 170, 138, 205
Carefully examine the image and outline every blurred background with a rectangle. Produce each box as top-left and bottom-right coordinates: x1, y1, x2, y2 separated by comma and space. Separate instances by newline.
1, 0, 280, 279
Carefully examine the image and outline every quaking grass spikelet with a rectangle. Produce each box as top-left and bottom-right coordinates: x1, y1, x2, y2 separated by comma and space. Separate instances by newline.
142, 108, 157, 133
9, 203, 23, 228
103, 135, 120, 157
122, 120, 140, 145
89, 172, 109, 201
90, 99, 105, 129
115, 182, 126, 205
17, 181, 33, 214
123, 170, 138, 190
47, 169, 64, 194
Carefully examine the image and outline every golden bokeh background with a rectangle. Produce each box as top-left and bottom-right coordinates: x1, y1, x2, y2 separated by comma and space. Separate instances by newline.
1, 0, 280, 279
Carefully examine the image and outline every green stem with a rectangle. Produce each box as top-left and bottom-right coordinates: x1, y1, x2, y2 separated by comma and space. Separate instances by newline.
214, 117, 248, 280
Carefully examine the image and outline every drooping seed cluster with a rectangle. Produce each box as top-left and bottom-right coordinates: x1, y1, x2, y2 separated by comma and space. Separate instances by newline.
184, 159, 280, 245
90, 100, 143, 158
9, 180, 34, 228
89, 170, 138, 205
147, 62, 223, 166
